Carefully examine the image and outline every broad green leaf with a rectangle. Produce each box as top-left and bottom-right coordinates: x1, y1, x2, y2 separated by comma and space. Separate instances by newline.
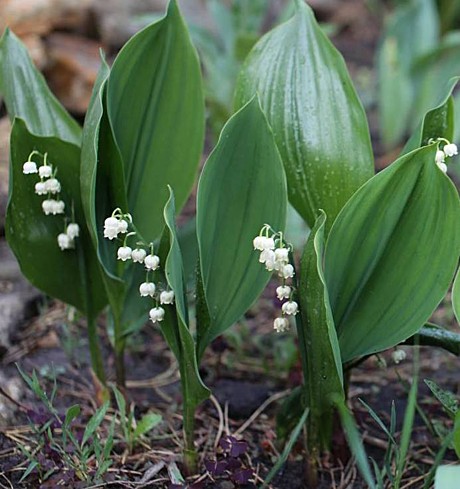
106, 0, 204, 243
297, 211, 343, 450
134, 413, 162, 438
159, 187, 210, 408
412, 33, 460, 127
0, 29, 81, 145
80, 56, 127, 323
325, 144, 460, 362
402, 77, 458, 155
196, 97, 287, 357
377, 0, 439, 148
64, 405, 81, 428
6, 119, 106, 317
235, 0, 373, 230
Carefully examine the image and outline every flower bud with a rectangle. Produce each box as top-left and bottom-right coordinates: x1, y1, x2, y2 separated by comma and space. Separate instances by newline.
23, 161, 37, 174
139, 282, 156, 297
45, 178, 61, 194
437, 162, 448, 173
144, 254, 160, 270
444, 143, 458, 157
273, 317, 290, 333
117, 246, 132, 261
39, 165, 52, 178
276, 285, 291, 300
57, 233, 73, 250
392, 349, 406, 364
104, 216, 120, 239
435, 150, 445, 164
282, 301, 299, 315
160, 290, 175, 305
132, 248, 147, 263
66, 223, 80, 239
35, 181, 47, 195
279, 264, 295, 279
149, 307, 165, 323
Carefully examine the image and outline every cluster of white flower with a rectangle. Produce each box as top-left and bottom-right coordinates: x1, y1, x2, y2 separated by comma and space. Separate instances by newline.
22, 151, 79, 251
253, 225, 298, 333
434, 139, 458, 173
103, 208, 175, 324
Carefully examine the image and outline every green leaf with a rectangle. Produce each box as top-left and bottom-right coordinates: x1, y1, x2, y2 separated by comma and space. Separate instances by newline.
159, 187, 210, 408
235, 0, 373, 230
6, 119, 106, 317
454, 411, 460, 459
80, 55, 127, 323
196, 97, 287, 357
134, 413, 162, 439
435, 465, 460, 488
334, 397, 376, 489
297, 211, 344, 450
260, 407, 309, 489
424, 379, 458, 417
106, 0, 204, 243
82, 401, 109, 447
64, 405, 81, 428
402, 77, 458, 155
0, 29, 81, 145
377, 0, 439, 148
325, 144, 460, 362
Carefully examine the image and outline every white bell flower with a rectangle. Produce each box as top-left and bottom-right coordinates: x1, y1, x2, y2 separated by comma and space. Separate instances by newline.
263, 237, 275, 250
117, 219, 128, 234
35, 182, 47, 195
139, 282, 156, 297
276, 285, 291, 300
45, 178, 61, 194
23, 161, 38, 174
273, 317, 290, 333
57, 233, 74, 250
42, 199, 55, 215
444, 143, 458, 157
435, 150, 445, 165
52, 200, 65, 215
149, 306, 165, 323
144, 254, 160, 270
160, 290, 175, 305
117, 246, 132, 261
259, 249, 275, 264
437, 162, 448, 173
282, 301, 299, 315
253, 236, 266, 251
279, 264, 295, 279
392, 349, 407, 364
274, 248, 289, 263
66, 223, 80, 239
39, 165, 52, 178
104, 217, 119, 240
132, 248, 147, 263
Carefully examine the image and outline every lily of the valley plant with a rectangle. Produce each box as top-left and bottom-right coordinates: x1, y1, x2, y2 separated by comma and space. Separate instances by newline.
2, 0, 460, 485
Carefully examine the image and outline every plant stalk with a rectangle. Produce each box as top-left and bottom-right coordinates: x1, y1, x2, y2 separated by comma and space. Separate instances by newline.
183, 396, 198, 475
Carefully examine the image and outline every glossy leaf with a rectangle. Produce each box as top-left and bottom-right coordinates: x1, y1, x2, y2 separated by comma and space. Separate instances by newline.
235, 0, 373, 230
407, 323, 460, 356
325, 144, 460, 362
377, 0, 439, 148
402, 77, 458, 155
297, 211, 343, 450
160, 187, 210, 408
196, 97, 287, 357
80, 56, 127, 323
106, 0, 204, 243
0, 29, 81, 145
6, 119, 106, 317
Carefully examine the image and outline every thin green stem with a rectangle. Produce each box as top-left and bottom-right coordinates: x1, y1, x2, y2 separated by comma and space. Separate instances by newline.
183, 399, 198, 475
113, 313, 126, 388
